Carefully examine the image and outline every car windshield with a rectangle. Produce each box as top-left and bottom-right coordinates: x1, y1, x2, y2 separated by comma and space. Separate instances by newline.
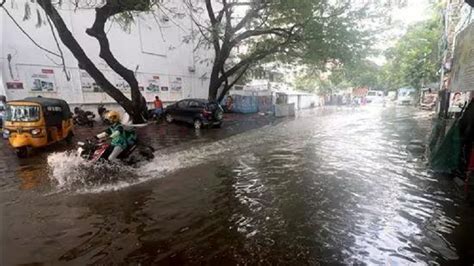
6, 105, 41, 122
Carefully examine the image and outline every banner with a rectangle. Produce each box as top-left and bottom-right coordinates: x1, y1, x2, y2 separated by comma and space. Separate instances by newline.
80, 70, 102, 92
451, 23, 474, 92
170, 76, 182, 92
30, 69, 56, 92
449, 91, 471, 112
143, 75, 161, 93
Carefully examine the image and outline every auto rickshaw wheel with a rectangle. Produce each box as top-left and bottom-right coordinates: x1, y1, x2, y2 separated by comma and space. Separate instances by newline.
16, 147, 28, 158
65, 131, 74, 144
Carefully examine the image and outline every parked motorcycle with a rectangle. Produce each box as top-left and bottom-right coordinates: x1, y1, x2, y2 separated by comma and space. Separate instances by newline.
73, 107, 95, 127
77, 138, 155, 165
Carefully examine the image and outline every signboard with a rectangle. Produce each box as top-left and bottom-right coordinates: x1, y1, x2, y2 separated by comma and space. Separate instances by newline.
6, 81, 24, 90
451, 23, 474, 92
30, 69, 56, 92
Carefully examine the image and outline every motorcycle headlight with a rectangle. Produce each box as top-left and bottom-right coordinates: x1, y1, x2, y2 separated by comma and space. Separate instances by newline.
31, 128, 42, 135
77, 141, 85, 146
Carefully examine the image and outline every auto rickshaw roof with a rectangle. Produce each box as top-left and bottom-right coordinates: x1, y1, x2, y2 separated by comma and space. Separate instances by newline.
8, 97, 72, 119
22, 97, 70, 108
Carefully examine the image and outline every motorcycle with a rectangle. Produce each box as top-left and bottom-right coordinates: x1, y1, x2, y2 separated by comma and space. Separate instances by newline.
73, 107, 95, 127
77, 138, 155, 165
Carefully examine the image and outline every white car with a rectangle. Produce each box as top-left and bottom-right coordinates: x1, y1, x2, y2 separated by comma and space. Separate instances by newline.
397, 88, 416, 105
366, 90, 385, 104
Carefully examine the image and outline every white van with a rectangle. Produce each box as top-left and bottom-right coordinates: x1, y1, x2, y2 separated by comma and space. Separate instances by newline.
366, 90, 384, 104
397, 88, 416, 105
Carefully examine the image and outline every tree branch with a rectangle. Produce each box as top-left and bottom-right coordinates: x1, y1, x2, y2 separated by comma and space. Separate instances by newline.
232, 1, 267, 32
2, 6, 61, 57
46, 16, 70, 81
219, 35, 297, 86
205, 0, 222, 54
231, 27, 295, 46
217, 63, 249, 102
86, 1, 144, 113
36, 0, 135, 115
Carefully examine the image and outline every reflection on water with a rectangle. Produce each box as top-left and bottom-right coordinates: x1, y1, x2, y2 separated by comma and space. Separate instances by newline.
0, 107, 467, 264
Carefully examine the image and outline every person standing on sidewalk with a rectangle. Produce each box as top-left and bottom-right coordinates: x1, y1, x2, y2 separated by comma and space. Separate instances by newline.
153, 96, 163, 118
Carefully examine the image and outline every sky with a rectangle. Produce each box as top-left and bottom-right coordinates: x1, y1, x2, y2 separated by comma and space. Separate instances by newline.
392, 0, 433, 25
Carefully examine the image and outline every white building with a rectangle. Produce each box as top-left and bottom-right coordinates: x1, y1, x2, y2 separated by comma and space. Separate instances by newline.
0, 0, 212, 107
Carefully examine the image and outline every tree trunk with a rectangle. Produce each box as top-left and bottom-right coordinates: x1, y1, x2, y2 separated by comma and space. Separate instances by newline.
208, 58, 223, 101
37, 0, 146, 123
86, 3, 147, 123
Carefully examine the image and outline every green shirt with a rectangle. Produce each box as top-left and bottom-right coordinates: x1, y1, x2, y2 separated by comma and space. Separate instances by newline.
105, 123, 127, 148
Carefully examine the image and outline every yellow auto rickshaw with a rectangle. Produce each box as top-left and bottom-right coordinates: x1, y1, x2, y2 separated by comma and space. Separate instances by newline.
3, 97, 74, 158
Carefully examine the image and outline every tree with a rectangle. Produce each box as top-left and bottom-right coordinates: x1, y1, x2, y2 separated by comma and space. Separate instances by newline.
381, 14, 443, 90
18, 0, 154, 123
187, 0, 371, 102
329, 60, 384, 90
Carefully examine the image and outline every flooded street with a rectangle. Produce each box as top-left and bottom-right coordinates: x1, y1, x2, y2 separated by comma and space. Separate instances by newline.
1, 107, 472, 264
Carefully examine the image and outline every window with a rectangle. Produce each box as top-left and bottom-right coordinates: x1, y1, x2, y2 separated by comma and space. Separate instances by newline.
6, 105, 40, 122
177, 101, 189, 109
188, 101, 203, 108
46, 106, 62, 112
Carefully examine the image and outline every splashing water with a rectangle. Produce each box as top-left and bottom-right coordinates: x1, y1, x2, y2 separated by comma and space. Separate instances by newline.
47, 125, 277, 193
47, 151, 139, 193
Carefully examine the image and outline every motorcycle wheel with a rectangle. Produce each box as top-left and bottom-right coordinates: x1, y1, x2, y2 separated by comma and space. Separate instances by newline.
16, 147, 28, 158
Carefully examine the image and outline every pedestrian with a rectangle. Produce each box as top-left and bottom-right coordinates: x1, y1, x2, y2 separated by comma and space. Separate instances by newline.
154, 96, 163, 118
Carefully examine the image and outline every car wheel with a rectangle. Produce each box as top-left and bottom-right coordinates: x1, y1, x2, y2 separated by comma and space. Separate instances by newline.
193, 119, 203, 130
16, 147, 28, 158
165, 113, 174, 123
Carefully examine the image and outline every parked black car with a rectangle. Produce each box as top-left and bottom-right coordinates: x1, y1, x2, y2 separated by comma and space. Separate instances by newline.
164, 99, 224, 129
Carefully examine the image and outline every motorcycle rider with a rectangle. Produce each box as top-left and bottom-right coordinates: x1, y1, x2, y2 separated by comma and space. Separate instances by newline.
96, 111, 130, 161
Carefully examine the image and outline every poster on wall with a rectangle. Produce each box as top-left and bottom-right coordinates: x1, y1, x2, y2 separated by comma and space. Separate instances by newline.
6, 81, 24, 90
449, 91, 471, 112
143, 75, 161, 93
169, 77, 183, 92
80, 70, 102, 92
161, 86, 169, 92
30, 69, 56, 92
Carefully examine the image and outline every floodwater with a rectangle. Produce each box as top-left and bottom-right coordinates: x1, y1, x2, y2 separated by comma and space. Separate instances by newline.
0, 107, 472, 265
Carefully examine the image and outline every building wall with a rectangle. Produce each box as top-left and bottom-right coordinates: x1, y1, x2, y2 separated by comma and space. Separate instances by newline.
0, 0, 212, 106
